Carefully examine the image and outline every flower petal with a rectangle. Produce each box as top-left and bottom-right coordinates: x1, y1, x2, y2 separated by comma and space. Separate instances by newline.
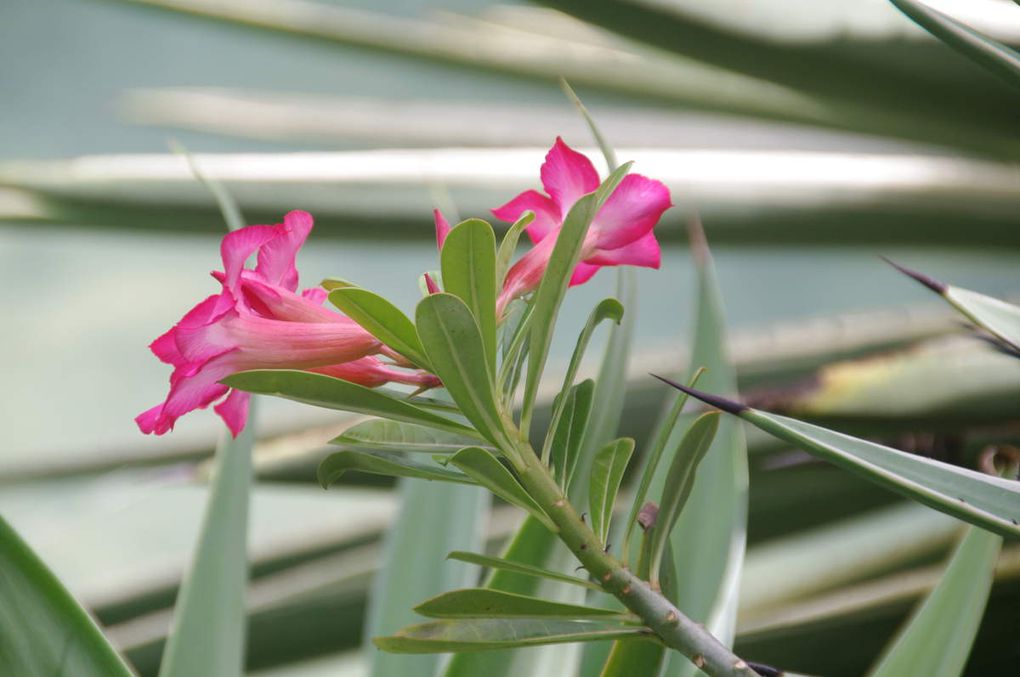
136, 355, 236, 435
214, 389, 250, 437
540, 137, 600, 215
240, 275, 338, 323
255, 210, 314, 291
220, 225, 277, 292
569, 262, 601, 286
491, 189, 560, 244
301, 286, 328, 305
586, 231, 662, 269
590, 174, 672, 250
434, 209, 452, 251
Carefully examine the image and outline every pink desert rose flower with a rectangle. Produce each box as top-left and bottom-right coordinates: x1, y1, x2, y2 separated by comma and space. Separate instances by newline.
137, 211, 431, 437
491, 137, 671, 314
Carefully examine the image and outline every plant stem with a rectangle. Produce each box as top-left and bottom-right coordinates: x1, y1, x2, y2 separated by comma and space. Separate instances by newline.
511, 440, 759, 677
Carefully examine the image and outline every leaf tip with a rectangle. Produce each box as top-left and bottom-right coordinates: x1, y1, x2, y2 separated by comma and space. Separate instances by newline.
880, 256, 947, 295
650, 373, 746, 416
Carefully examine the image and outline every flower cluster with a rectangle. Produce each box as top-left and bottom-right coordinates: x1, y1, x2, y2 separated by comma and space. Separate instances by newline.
138, 139, 670, 436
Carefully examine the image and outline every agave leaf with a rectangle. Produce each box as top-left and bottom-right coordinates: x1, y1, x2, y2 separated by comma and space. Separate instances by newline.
414, 588, 623, 620
375, 618, 647, 653
331, 419, 485, 454
416, 294, 510, 448
446, 551, 601, 592
318, 449, 474, 487
867, 524, 1002, 677
224, 369, 475, 436
328, 287, 430, 368
448, 448, 554, 530
588, 438, 635, 545
441, 219, 498, 368
0, 516, 134, 676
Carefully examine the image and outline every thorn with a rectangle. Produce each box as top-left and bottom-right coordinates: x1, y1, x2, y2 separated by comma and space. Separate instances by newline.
879, 257, 947, 295
650, 374, 747, 415
747, 661, 784, 677
733, 659, 749, 672
579, 511, 587, 522
553, 498, 567, 508
621, 585, 632, 595
693, 655, 706, 669
664, 610, 678, 624
602, 572, 612, 582
603, 543, 612, 553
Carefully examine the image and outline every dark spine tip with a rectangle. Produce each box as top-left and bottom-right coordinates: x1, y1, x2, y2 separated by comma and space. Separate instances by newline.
880, 257, 947, 295
650, 373, 747, 415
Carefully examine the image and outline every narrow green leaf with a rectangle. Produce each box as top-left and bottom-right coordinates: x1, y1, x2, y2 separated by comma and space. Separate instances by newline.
224, 369, 475, 436
416, 293, 510, 448
550, 379, 595, 490
589, 438, 635, 544
159, 405, 257, 677
496, 211, 535, 285
542, 298, 624, 463
447, 551, 601, 592
331, 419, 485, 454
889, 0, 1020, 90
0, 516, 134, 676
521, 163, 632, 433
648, 412, 721, 587
868, 525, 1002, 677
368, 479, 487, 676
318, 449, 474, 487
945, 286, 1020, 354
171, 140, 246, 232
743, 408, 1020, 540
415, 588, 622, 619
559, 78, 619, 172
376, 619, 647, 653
328, 287, 430, 368
449, 447, 554, 530
441, 218, 498, 368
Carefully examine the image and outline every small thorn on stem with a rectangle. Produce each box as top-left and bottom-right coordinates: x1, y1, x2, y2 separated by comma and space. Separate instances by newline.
664, 610, 678, 624
579, 511, 587, 523
553, 498, 567, 508
621, 585, 632, 595
602, 572, 612, 582
693, 655, 706, 669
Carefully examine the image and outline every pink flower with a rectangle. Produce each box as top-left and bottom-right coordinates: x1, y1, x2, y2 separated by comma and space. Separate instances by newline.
313, 357, 441, 390
137, 211, 428, 437
492, 138, 671, 314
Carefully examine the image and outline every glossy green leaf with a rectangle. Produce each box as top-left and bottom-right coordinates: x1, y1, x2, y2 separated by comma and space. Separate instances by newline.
159, 409, 257, 677
542, 298, 624, 463
889, 0, 1020, 90
648, 412, 720, 587
521, 163, 631, 432
740, 408, 1020, 540
495, 211, 534, 285
376, 619, 647, 653
868, 525, 1002, 677
224, 369, 475, 436
550, 379, 595, 491
328, 287, 430, 368
318, 449, 474, 487
660, 227, 748, 677
416, 293, 510, 448
441, 218, 498, 368
415, 588, 622, 619
331, 419, 485, 454
0, 516, 133, 676
449, 447, 553, 530
588, 438, 635, 544
367, 478, 487, 676
446, 551, 601, 592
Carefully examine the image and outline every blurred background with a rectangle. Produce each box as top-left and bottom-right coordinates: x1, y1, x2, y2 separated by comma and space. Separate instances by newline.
1, 0, 1018, 675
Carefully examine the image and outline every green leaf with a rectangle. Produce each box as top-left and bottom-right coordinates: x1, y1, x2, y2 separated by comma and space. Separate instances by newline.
541, 298, 624, 463
367, 479, 487, 676
742, 408, 1020, 540
588, 438, 635, 544
331, 419, 486, 454
446, 551, 601, 592
159, 408, 257, 677
449, 447, 554, 530
599, 639, 665, 677
0, 516, 134, 676
889, 0, 1020, 90
320, 276, 356, 291
945, 286, 1020, 354
550, 379, 595, 491
171, 140, 246, 232
659, 226, 748, 677
495, 211, 534, 285
648, 412, 720, 587
868, 525, 1002, 677
224, 369, 475, 436
441, 218, 498, 368
521, 163, 631, 432
375, 619, 647, 653
328, 287, 430, 368
318, 449, 474, 487
415, 588, 623, 619
416, 293, 510, 448
559, 78, 619, 172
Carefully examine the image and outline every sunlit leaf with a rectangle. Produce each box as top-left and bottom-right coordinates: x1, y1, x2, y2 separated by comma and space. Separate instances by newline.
375, 618, 647, 653
441, 218, 498, 368
415, 588, 622, 619
328, 287, 430, 368
318, 449, 474, 487
588, 438, 635, 544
